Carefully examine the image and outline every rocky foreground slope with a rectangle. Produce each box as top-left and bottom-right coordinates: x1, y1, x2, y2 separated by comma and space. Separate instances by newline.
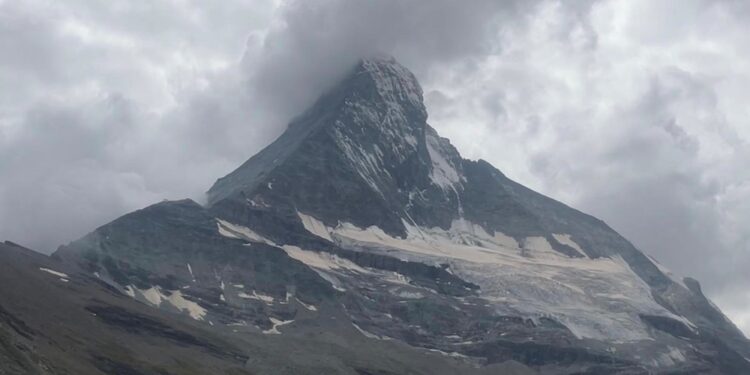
3, 57, 749, 374
1, 240, 531, 375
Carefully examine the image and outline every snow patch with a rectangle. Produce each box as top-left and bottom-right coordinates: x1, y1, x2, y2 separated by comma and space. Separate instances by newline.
123, 285, 136, 298
426, 348, 469, 359
667, 347, 686, 362
141, 287, 163, 306
393, 289, 424, 299
551, 234, 587, 257
656, 346, 687, 367
382, 271, 411, 286
296, 298, 318, 311
522, 236, 557, 255
298, 212, 333, 242
263, 317, 293, 334
238, 290, 275, 304
426, 131, 462, 190
127, 285, 207, 321
187, 263, 196, 282
281, 245, 367, 292
39, 267, 68, 278
352, 322, 391, 340
168, 290, 208, 320
282, 245, 367, 273
329, 219, 689, 342
217, 219, 276, 245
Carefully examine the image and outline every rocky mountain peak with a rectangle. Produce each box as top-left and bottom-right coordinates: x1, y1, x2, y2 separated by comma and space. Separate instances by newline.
354, 55, 427, 121
44, 56, 750, 374
205, 56, 451, 227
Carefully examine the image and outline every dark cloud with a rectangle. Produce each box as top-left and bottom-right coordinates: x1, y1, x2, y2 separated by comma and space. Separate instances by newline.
250, 0, 537, 118
0, 0, 277, 251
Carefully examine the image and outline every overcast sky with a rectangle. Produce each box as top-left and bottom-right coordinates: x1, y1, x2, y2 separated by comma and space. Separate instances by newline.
0, 0, 748, 336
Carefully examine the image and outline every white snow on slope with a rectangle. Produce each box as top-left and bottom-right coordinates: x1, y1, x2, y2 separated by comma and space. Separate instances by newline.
263, 317, 294, 335
211, 218, 695, 343
426, 348, 469, 359
127, 285, 207, 321
298, 212, 333, 242
238, 290, 275, 304
123, 285, 136, 297
352, 322, 391, 340
39, 267, 68, 279
551, 233, 587, 257
654, 346, 687, 367
168, 290, 208, 320
326, 220, 694, 342
393, 289, 424, 299
187, 263, 196, 282
281, 244, 367, 292
281, 242, 412, 293
426, 131, 462, 190
296, 298, 318, 311
141, 287, 163, 306
281, 245, 367, 273
217, 219, 276, 245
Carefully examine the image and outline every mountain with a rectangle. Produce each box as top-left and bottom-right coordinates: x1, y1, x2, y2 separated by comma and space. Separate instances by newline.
2, 240, 518, 375
4, 56, 747, 374
202, 56, 750, 370
0, 241, 252, 375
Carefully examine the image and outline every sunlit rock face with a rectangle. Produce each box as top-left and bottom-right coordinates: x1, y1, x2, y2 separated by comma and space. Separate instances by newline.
54, 56, 750, 374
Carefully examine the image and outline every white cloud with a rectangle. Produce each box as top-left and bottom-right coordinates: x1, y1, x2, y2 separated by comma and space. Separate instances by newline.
0, 0, 281, 251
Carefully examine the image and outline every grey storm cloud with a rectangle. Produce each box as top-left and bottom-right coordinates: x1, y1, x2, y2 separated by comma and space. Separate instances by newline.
0, 0, 748, 335
248, 0, 537, 115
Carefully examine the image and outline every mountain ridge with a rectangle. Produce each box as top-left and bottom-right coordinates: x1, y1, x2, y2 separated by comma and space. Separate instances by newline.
16, 55, 750, 374
206, 56, 750, 364
198, 56, 750, 369
206, 56, 674, 291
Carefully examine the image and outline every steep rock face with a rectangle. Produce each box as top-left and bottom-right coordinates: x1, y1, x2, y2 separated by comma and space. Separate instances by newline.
204, 57, 669, 291
207, 57, 460, 236
56, 57, 750, 374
